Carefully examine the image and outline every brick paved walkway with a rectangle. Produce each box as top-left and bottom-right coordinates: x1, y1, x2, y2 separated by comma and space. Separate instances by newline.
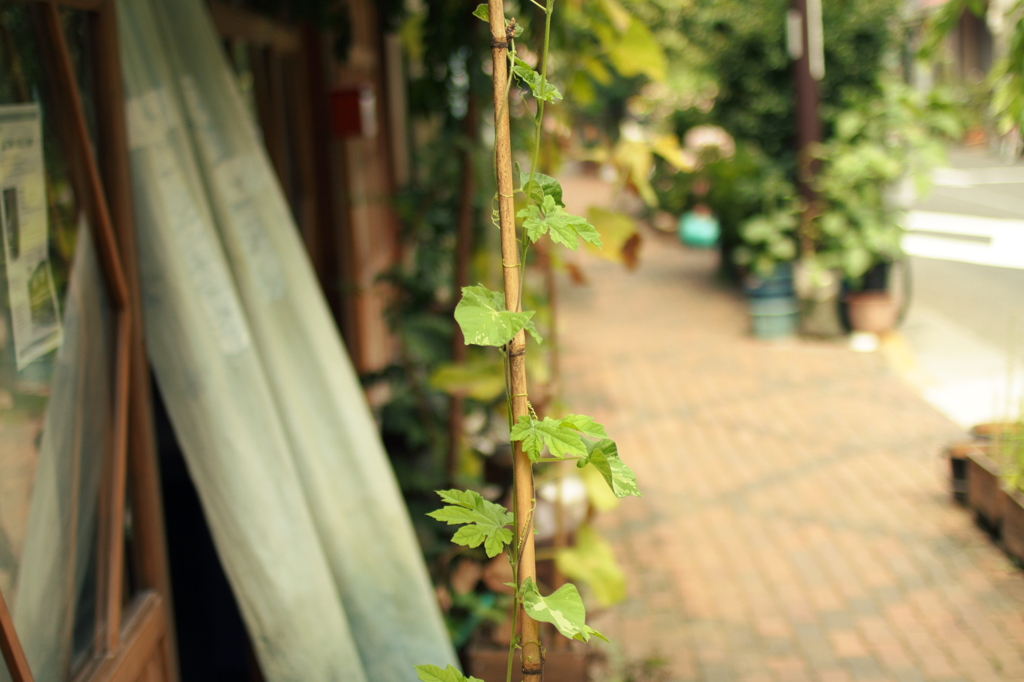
559, 222, 1024, 681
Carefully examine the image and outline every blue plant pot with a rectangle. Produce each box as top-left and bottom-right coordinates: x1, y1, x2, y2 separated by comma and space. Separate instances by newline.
749, 296, 799, 340
744, 262, 794, 299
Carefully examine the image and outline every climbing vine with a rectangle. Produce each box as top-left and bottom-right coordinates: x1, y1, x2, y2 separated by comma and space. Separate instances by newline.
414, 1, 641, 681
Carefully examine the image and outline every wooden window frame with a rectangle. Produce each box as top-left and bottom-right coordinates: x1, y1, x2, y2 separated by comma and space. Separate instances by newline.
0, 2, 176, 682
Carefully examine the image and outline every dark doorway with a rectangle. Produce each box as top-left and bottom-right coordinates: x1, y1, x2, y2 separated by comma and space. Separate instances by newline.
152, 375, 265, 682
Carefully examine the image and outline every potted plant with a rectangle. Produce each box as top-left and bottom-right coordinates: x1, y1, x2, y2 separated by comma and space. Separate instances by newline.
728, 163, 801, 340
807, 81, 962, 334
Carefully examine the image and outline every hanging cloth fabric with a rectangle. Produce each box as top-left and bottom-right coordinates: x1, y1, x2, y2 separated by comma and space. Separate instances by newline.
117, 1, 368, 680
118, 0, 458, 678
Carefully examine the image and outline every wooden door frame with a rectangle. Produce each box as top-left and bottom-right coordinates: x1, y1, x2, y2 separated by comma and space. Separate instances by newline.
0, 2, 177, 681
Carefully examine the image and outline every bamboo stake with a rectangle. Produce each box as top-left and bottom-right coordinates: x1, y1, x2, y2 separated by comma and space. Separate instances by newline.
487, 0, 543, 677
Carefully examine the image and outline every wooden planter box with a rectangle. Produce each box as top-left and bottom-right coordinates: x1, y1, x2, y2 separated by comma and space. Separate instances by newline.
971, 422, 1016, 440
1004, 488, 1024, 563
466, 642, 590, 682
967, 447, 1005, 535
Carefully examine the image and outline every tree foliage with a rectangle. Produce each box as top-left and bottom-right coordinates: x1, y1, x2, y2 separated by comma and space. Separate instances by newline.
680, 0, 903, 162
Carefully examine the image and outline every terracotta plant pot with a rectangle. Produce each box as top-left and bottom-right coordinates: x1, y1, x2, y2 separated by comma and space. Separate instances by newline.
967, 447, 1005, 535
1003, 488, 1024, 563
845, 291, 898, 334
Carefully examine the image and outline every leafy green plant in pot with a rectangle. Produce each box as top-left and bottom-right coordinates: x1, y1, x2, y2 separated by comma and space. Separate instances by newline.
809, 80, 962, 334
728, 168, 801, 339
733, 202, 800, 284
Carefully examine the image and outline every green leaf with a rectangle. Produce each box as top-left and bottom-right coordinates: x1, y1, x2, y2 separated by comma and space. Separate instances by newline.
510, 415, 588, 461
842, 247, 873, 279
579, 462, 620, 512
599, 0, 631, 33
732, 245, 753, 266
522, 317, 542, 344
819, 212, 848, 237
586, 207, 638, 264
517, 196, 602, 250
471, 4, 489, 22
578, 439, 641, 498
768, 237, 796, 261
555, 524, 626, 607
517, 203, 545, 242
427, 489, 514, 558
519, 171, 564, 207
415, 664, 484, 682
512, 58, 563, 103
741, 217, 774, 243
836, 111, 866, 141
605, 17, 666, 82
520, 578, 609, 643
453, 525, 512, 558
516, 203, 546, 243
454, 285, 542, 346
429, 506, 481, 526
438, 488, 484, 507
560, 414, 609, 440
584, 57, 613, 85
429, 360, 506, 401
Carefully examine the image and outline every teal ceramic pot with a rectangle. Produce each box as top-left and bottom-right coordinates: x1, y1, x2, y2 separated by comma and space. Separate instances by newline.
678, 209, 720, 249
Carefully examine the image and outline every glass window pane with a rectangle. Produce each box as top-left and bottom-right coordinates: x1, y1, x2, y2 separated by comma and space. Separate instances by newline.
0, 3, 113, 679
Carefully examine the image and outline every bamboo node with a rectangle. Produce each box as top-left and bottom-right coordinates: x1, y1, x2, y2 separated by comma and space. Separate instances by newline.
508, 348, 526, 358
490, 36, 509, 50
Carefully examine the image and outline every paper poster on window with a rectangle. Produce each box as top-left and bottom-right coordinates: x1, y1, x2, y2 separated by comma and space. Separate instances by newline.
0, 103, 63, 370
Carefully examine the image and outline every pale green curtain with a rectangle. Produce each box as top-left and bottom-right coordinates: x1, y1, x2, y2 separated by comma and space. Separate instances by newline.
117, 1, 366, 679
117, 0, 457, 679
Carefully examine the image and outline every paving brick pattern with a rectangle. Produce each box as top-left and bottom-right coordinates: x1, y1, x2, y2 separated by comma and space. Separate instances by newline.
559, 230, 1024, 681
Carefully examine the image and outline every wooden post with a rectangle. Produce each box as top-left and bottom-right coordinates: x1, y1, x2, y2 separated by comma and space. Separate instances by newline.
792, 0, 822, 256
487, 0, 543, 676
